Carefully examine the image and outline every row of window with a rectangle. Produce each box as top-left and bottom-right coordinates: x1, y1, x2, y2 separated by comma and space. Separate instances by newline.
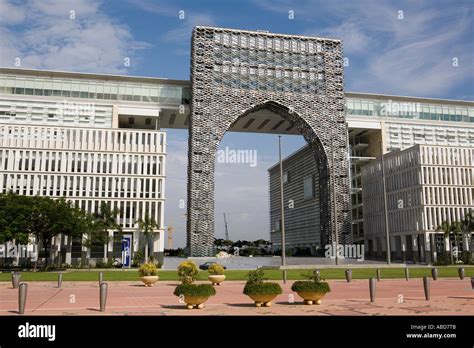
0, 125, 166, 153
347, 98, 474, 123
424, 207, 471, 231
421, 166, 472, 186
0, 150, 164, 176
419, 146, 472, 166
0, 75, 190, 105
1, 174, 164, 200
423, 186, 472, 207
71, 199, 162, 229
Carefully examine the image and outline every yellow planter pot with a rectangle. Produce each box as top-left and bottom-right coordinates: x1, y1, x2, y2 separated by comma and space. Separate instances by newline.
184, 295, 211, 310
208, 275, 226, 285
247, 294, 278, 307
140, 276, 159, 287
295, 291, 327, 305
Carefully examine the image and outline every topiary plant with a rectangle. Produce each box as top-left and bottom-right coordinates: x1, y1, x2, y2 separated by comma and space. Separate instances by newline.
138, 262, 158, 277
243, 269, 282, 296
177, 260, 199, 284
291, 270, 331, 293
173, 284, 216, 297
208, 263, 225, 275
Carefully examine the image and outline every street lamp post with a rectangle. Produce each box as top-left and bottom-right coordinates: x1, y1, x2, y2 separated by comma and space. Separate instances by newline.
380, 142, 391, 264
278, 136, 287, 283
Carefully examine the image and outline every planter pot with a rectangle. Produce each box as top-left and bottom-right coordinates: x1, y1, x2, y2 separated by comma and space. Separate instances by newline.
184, 295, 211, 310
295, 291, 327, 305
140, 276, 159, 287
246, 293, 278, 307
208, 275, 226, 285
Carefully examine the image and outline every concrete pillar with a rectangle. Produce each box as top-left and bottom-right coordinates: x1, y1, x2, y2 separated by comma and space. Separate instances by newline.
107, 231, 114, 260
401, 235, 407, 263
412, 235, 419, 263
463, 233, 470, 251
81, 234, 89, 266
424, 233, 432, 265
430, 233, 437, 264
65, 235, 72, 266
152, 231, 164, 265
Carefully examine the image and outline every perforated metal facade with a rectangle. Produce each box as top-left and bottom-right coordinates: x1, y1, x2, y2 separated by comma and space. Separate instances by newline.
187, 26, 352, 256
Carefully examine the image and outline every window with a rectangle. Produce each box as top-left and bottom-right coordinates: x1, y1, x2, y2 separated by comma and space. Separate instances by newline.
274, 219, 281, 232
283, 171, 289, 184
303, 176, 313, 199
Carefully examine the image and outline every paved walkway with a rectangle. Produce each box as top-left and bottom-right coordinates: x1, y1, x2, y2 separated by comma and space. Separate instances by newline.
1, 279, 472, 316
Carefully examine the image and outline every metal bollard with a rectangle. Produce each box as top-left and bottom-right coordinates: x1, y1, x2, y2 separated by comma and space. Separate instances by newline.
369, 277, 376, 303
345, 269, 352, 283
458, 267, 464, 280
99, 282, 107, 312
431, 268, 438, 281
471, 277, 474, 290
423, 276, 430, 301
12, 272, 21, 289
18, 283, 27, 314
57, 273, 63, 288
405, 267, 409, 281
99, 272, 103, 285
376, 268, 381, 281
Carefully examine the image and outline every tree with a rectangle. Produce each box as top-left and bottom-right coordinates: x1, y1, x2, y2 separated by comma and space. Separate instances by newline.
91, 202, 122, 260
135, 212, 158, 262
0, 192, 30, 245
450, 221, 462, 260
24, 196, 88, 269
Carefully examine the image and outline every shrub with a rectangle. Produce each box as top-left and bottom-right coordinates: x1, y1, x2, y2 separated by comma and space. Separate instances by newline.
243, 269, 282, 295
132, 251, 144, 267
291, 281, 331, 293
243, 282, 283, 296
245, 269, 266, 284
174, 284, 216, 297
177, 260, 199, 284
208, 263, 225, 275
138, 262, 158, 277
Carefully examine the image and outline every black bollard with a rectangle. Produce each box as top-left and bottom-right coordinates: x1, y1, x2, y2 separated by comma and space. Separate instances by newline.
431, 268, 438, 281
12, 272, 21, 289
376, 268, 381, 282
458, 267, 464, 280
345, 269, 352, 283
423, 276, 430, 301
57, 273, 63, 288
405, 267, 409, 281
471, 277, 474, 290
18, 283, 27, 314
100, 282, 107, 312
369, 277, 376, 303
99, 272, 103, 285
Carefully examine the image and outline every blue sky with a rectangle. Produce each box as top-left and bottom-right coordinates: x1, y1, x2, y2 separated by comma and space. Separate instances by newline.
1, 0, 473, 247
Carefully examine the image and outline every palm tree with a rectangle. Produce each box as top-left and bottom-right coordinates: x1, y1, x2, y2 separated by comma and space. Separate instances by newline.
450, 221, 462, 261
94, 202, 122, 260
436, 221, 454, 264
135, 212, 158, 263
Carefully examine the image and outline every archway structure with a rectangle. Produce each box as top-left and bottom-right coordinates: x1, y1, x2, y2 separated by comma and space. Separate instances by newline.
187, 26, 351, 256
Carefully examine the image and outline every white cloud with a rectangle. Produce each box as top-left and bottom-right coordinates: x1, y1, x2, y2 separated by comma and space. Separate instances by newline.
0, 0, 151, 73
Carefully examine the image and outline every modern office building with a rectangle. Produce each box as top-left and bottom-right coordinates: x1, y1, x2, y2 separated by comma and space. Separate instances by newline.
268, 94, 474, 257
361, 145, 473, 263
0, 67, 189, 265
1, 64, 473, 262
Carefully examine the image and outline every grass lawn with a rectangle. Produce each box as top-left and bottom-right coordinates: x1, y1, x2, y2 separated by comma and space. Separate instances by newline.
0, 267, 473, 282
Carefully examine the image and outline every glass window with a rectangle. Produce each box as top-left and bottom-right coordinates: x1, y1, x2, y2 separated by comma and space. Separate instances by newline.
303, 176, 313, 199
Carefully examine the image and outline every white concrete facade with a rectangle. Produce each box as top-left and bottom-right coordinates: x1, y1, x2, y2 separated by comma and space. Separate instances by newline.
361, 145, 473, 264
0, 68, 179, 266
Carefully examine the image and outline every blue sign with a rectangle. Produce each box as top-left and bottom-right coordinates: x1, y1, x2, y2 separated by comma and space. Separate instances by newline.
122, 235, 132, 268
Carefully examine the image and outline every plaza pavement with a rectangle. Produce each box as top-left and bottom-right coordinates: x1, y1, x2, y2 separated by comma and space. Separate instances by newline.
0, 278, 472, 316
